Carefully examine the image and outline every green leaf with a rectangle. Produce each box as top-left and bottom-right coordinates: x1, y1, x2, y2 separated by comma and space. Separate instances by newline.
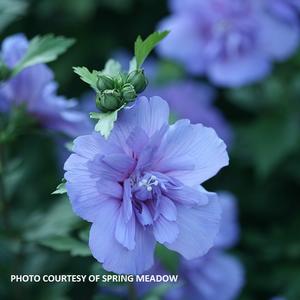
90, 110, 120, 139
134, 31, 169, 68
102, 59, 122, 77
24, 198, 80, 241
12, 34, 75, 76
39, 236, 91, 256
73, 66, 98, 90
52, 179, 67, 195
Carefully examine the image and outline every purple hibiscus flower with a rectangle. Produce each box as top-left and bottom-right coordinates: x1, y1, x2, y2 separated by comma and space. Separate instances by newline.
0, 34, 91, 137
157, 0, 300, 87
64, 96, 229, 274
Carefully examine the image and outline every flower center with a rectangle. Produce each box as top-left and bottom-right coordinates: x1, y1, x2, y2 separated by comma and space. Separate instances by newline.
138, 175, 159, 192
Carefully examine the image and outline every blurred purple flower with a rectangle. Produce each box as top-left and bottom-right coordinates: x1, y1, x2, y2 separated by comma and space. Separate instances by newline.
158, 0, 300, 87
145, 80, 232, 145
0, 34, 91, 137
168, 250, 244, 300
214, 191, 240, 249
64, 96, 228, 274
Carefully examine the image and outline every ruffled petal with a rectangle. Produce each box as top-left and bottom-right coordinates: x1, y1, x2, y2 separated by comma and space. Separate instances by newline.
165, 185, 210, 206
153, 120, 229, 185
153, 216, 179, 244
115, 210, 136, 250
164, 194, 221, 259
157, 195, 177, 221
89, 200, 156, 274
111, 96, 169, 153
72, 133, 122, 160
64, 153, 122, 222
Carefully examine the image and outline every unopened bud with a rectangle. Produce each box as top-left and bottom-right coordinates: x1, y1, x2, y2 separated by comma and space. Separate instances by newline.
96, 90, 122, 112
97, 74, 115, 91
121, 83, 137, 102
126, 69, 148, 93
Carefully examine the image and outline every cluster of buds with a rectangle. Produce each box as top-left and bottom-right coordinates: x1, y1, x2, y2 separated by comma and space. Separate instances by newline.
95, 69, 148, 112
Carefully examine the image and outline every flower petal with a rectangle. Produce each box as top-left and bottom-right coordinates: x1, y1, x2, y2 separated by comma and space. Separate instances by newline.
64, 153, 122, 222
153, 216, 179, 244
165, 194, 221, 259
89, 200, 156, 274
158, 195, 177, 221
155, 120, 229, 185
72, 133, 121, 160
112, 96, 169, 149
115, 210, 136, 250
165, 185, 210, 206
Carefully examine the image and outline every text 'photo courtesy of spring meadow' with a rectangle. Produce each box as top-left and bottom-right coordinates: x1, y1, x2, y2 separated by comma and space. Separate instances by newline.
1, 1, 300, 300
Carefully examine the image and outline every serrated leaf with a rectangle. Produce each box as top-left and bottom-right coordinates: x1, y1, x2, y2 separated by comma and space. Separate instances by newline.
102, 59, 122, 77
12, 34, 75, 76
73, 66, 98, 89
134, 31, 169, 68
39, 236, 91, 256
90, 110, 119, 139
52, 180, 67, 195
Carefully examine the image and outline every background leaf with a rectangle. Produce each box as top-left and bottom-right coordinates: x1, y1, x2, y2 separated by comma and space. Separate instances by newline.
12, 34, 75, 76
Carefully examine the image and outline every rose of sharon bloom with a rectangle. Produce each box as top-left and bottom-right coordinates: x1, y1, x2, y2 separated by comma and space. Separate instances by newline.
64, 96, 229, 274
0, 34, 91, 137
157, 0, 300, 87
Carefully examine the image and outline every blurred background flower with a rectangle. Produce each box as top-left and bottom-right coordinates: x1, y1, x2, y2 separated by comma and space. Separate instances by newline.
0, 34, 91, 137
157, 0, 300, 86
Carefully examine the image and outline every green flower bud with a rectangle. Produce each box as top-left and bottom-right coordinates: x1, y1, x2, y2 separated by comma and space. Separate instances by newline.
96, 74, 115, 91
126, 69, 148, 93
96, 90, 122, 112
121, 83, 137, 102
